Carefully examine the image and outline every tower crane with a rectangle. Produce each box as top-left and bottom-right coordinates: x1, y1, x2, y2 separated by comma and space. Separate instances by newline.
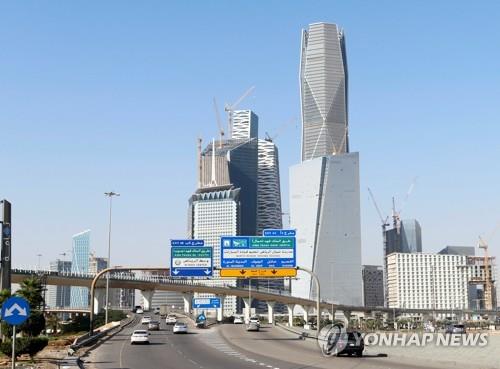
477, 236, 494, 310
224, 86, 255, 137
212, 98, 225, 148
265, 117, 297, 142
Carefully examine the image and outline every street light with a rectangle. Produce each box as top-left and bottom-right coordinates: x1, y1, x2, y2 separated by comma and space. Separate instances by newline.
104, 191, 120, 325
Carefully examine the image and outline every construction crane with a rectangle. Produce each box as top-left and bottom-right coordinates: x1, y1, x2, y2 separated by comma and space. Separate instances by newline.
212, 98, 225, 148
477, 236, 494, 310
264, 117, 297, 142
368, 188, 390, 253
391, 177, 418, 234
224, 86, 255, 138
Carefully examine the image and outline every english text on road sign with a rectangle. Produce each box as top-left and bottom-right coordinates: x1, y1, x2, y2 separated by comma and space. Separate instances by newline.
170, 246, 213, 277
263, 229, 296, 237
1, 296, 30, 326
170, 239, 204, 246
220, 236, 296, 269
219, 268, 297, 278
192, 297, 221, 309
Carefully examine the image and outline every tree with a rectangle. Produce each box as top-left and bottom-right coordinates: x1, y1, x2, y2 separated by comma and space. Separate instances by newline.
16, 276, 44, 309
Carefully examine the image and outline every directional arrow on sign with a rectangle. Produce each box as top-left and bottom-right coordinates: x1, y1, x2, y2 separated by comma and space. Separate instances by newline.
4, 303, 27, 317
271, 269, 277, 275
172, 269, 180, 275
239, 269, 246, 275
204, 269, 211, 275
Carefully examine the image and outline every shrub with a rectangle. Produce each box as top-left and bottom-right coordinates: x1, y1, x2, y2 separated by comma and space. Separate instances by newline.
0, 336, 49, 359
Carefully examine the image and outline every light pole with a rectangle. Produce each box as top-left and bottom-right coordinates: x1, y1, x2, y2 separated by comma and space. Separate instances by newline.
104, 191, 120, 325
59, 252, 70, 308
37, 254, 42, 271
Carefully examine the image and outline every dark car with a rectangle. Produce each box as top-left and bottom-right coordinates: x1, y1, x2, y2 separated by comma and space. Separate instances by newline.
326, 331, 364, 357
446, 324, 466, 334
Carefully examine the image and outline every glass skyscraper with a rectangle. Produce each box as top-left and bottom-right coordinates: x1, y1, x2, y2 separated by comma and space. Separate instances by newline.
300, 22, 349, 161
70, 230, 90, 307
290, 22, 362, 306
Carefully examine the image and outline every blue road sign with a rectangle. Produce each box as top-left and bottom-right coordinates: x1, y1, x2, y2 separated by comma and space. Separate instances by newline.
171, 239, 204, 246
1, 296, 30, 326
192, 297, 221, 309
263, 229, 296, 237
221, 236, 296, 269
170, 246, 213, 277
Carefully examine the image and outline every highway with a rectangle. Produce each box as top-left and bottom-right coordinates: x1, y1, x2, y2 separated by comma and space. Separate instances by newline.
84, 315, 461, 369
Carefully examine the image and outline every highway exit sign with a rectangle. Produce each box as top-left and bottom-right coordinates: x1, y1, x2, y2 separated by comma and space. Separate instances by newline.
170, 246, 213, 277
220, 268, 297, 278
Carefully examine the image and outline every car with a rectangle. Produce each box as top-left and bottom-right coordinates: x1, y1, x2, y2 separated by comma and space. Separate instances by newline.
148, 321, 160, 331
136, 308, 144, 314
246, 322, 260, 332
446, 324, 466, 334
173, 321, 188, 334
153, 307, 161, 315
166, 314, 177, 325
130, 330, 150, 344
233, 316, 244, 324
141, 316, 152, 324
249, 316, 260, 325
326, 331, 364, 357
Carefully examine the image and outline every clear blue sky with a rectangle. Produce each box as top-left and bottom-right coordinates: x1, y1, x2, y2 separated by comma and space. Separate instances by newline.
1, 0, 499, 269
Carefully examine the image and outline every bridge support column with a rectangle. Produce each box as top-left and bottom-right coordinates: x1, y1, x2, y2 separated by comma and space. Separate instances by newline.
266, 301, 276, 324
216, 295, 225, 322
140, 290, 155, 312
242, 297, 253, 323
302, 305, 310, 324
287, 304, 294, 327
182, 292, 193, 315
93, 288, 105, 315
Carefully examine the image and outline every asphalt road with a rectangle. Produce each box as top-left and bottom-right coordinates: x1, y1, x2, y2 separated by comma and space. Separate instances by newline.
84, 316, 462, 369
84, 316, 312, 369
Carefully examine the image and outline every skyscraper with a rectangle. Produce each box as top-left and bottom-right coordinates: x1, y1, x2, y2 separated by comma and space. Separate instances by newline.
188, 185, 241, 316
256, 139, 282, 235
290, 22, 362, 306
231, 110, 258, 140
300, 22, 348, 161
70, 230, 90, 307
362, 265, 384, 307
47, 259, 72, 308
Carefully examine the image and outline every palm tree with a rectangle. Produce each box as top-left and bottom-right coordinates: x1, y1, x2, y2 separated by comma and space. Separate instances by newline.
17, 276, 44, 309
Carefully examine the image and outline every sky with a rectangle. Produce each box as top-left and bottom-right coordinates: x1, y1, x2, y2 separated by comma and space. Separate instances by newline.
1, 0, 499, 270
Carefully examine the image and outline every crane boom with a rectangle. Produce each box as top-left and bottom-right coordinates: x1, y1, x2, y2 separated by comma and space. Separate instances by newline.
368, 188, 389, 227
212, 98, 224, 147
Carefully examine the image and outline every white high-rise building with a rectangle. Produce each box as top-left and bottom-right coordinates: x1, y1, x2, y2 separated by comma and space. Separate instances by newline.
257, 139, 282, 235
387, 253, 469, 310
188, 186, 240, 316
231, 110, 258, 140
290, 22, 362, 306
290, 153, 362, 305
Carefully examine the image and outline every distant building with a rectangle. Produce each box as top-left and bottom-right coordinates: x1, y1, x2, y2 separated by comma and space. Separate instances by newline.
46, 259, 71, 308
438, 246, 475, 256
88, 254, 108, 274
387, 253, 469, 310
188, 185, 241, 316
362, 265, 384, 307
70, 230, 90, 307
385, 219, 422, 255
231, 110, 258, 140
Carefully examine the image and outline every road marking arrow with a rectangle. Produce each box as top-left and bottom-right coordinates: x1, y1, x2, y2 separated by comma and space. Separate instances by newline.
4, 303, 27, 317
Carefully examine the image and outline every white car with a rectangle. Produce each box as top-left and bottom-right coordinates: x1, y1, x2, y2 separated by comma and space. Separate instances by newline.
249, 316, 260, 326
141, 316, 152, 324
136, 308, 144, 314
130, 330, 149, 344
233, 316, 244, 324
166, 314, 177, 325
173, 321, 188, 334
